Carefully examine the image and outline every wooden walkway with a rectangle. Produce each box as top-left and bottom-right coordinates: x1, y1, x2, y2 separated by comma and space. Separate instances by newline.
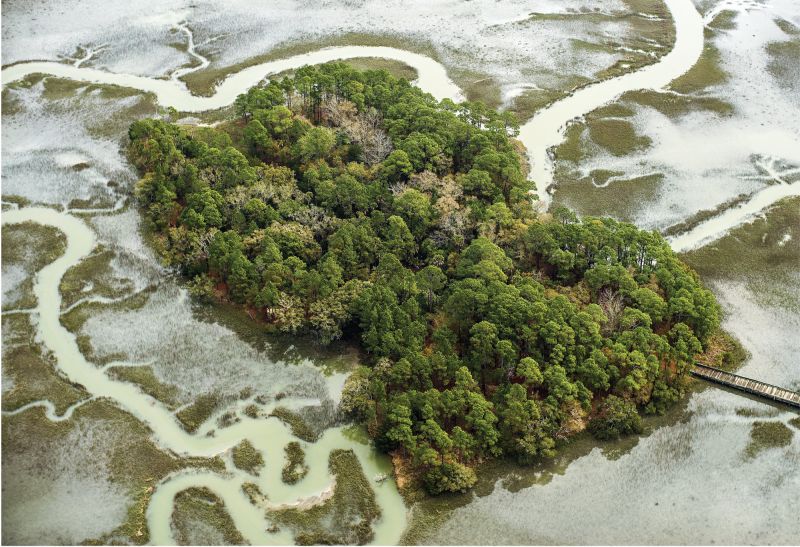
691, 363, 800, 408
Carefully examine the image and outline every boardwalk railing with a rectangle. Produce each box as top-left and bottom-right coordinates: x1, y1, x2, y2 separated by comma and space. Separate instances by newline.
691, 363, 800, 408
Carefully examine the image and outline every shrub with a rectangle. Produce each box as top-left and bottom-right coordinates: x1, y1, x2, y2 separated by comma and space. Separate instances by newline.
589, 395, 643, 440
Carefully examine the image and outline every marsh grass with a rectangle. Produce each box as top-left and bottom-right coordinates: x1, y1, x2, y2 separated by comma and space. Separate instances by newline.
744, 421, 793, 458
171, 487, 247, 545
1, 85, 25, 115
528, 0, 674, 89
633, 89, 734, 116
594, 56, 661, 83
59, 246, 135, 309
774, 18, 799, 35
176, 393, 223, 433
337, 57, 418, 82
241, 481, 267, 507
2, 222, 67, 310
669, 30, 727, 94
448, 68, 502, 110
271, 449, 380, 545
180, 32, 441, 97
552, 104, 654, 168
554, 122, 586, 163
766, 38, 800, 93
552, 168, 663, 222
1, 314, 88, 414
281, 441, 309, 484
506, 0, 674, 123
232, 439, 264, 475
60, 288, 149, 331
38, 73, 158, 109
591, 103, 636, 118
2, 399, 224, 545
270, 407, 318, 442
682, 197, 800, 309
708, 10, 739, 30
265, 57, 419, 89
735, 407, 780, 418
662, 193, 751, 237
8, 74, 161, 142
107, 365, 181, 409
1, 195, 31, 209
587, 118, 651, 156
507, 87, 572, 121
60, 289, 153, 366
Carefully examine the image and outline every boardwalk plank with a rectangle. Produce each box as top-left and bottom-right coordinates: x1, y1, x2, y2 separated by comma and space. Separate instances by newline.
691, 363, 800, 409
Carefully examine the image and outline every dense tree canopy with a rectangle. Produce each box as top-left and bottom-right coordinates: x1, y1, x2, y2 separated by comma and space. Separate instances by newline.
129, 63, 720, 495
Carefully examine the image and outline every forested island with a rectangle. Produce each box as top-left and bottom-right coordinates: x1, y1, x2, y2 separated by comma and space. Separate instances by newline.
129, 63, 723, 495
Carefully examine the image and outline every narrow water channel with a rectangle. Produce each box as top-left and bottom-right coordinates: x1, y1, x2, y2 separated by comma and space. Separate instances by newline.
1, 207, 406, 544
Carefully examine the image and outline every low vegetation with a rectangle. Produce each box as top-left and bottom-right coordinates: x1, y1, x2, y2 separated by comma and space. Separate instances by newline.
682, 197, 800, 309
171, 487, 246, 545
624, 88, 734, 118
669, 31, 728, 94
745, 421, 793, 458
2, 222, 67, 310
735, 407, 778, 418
2, 314, 88, 415
281, 441, 309, 484
231, 439, 264, 475
694, 330, 748, 372
59, 247, 134, 310
175, 393, 221, 433
766, 38, 800, 93
129, 64, 722, 494
270, 407, 318, 442
708, 10, 739, 31
587, 118, 651, 157
271, 449, 380, 544
107, 365, 181, 410
3, 397, 224, 545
